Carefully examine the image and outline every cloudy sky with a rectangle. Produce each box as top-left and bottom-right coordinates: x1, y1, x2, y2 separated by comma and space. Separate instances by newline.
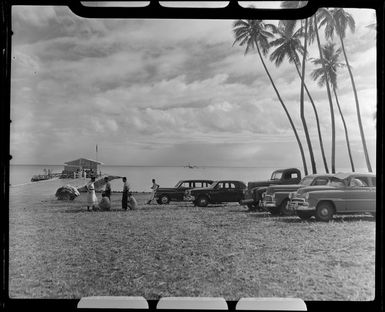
10, 4, 377, 171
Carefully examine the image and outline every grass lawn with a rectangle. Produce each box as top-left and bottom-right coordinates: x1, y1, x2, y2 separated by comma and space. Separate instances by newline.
9, 192, 375, 300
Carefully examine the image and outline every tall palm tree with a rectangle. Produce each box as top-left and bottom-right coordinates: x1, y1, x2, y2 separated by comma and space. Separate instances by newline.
312, 43, 355, 172
319, 8, 373, 172
307, 10, 336, 173
232, 20, 308, 175
269, 20, 319, 174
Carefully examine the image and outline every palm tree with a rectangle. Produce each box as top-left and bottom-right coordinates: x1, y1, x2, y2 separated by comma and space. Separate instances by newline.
269, 20, 321, 174
307, 10, 336, 173
232, 19, 308, 175
312, 43, 355, 172
319, 8, 373, 172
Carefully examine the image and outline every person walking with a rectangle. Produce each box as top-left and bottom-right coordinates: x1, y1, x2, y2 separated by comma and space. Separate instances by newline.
122, 177, 130, 210
104, 177, 111, 200
86, 176, 98, 211
146, 178, 159, 204
127, 192, 138, 210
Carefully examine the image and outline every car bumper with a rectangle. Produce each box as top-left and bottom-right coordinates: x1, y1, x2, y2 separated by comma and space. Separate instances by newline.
288, 201, 315, 211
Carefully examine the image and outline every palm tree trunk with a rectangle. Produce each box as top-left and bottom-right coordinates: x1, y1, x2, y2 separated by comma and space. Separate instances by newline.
299, 19, 317, 174
255, 44, 308, 175
338, 34, 372, 172
314, 14, 336, 173
333, 88, 355, 172
294, 64, 329, 173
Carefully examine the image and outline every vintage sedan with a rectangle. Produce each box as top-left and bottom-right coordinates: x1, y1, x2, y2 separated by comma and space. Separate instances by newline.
154, 179, 213, 204
288, 173, 376, 221
185, 180, 247, 207
260, 174, 338, 216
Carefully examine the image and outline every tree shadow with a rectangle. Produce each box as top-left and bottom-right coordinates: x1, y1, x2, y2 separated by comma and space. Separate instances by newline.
277, 214, 375, 223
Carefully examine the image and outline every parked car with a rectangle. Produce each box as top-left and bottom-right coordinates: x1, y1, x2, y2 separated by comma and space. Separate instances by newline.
260, 174, 338, 216
185, 180, 247, 207
288, 173, 376, 221
154, 180, 213, 204
241, 168, 301, 211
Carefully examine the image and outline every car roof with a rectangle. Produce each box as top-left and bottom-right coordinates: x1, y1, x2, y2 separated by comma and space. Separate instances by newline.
333, 172, 376, 179
213, 180, 246, 184
179, 179, 213, 182
302, 173, 336, 178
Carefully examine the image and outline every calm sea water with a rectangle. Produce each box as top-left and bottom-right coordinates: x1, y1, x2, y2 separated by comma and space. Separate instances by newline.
10, 164, 282, 192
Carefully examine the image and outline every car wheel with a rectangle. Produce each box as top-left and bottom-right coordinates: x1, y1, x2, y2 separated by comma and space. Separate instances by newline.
297, 211, 312, 220
156, 199, 162, 205
280, 198, 294, 216
247, 201, 259, 211
268, 205, 281, 216
196, 195, 209, 207
315, 202, 334, 222
160, 195, 170, 204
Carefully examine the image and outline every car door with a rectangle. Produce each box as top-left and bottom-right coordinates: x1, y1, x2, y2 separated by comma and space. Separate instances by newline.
221, 182, 239, 202
210, 182, 229, 202
344, 176, 374, 212
176, 181, 190, 201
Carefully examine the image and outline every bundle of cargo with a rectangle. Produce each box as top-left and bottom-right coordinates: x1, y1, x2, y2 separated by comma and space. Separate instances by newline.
55, 185, 80, 200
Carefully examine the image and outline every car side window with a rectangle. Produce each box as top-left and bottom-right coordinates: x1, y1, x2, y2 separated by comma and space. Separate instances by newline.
349, 178, 368, 187
291, 172, 299, 179
314, 178, 328, 185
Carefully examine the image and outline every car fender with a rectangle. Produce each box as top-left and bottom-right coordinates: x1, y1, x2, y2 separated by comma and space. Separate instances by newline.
308, 190, 345, 212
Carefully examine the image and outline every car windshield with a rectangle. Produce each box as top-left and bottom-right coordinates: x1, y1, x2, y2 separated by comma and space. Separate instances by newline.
328, 178, 345, 187
300, 177, 314, 186
174, 181, 183, 188
271, 171, 283, 180
211, 181, 219, 188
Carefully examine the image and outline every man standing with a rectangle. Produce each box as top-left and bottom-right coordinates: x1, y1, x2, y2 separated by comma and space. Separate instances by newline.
104, 177, 111, 200
147, 178, 159, 204
122, 177, 130, 210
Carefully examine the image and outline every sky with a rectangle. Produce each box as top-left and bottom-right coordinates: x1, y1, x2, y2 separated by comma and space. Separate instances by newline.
10, 4, 377, 172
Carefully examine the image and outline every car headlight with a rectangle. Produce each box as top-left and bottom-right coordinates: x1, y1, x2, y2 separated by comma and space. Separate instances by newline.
271, 193, 275, 200
288, 192, 293, 199
304, 192, 309, 200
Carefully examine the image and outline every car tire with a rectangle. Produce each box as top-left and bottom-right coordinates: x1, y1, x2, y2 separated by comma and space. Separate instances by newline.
315, 202, 334, 222
196, 195, 209, 207
297, 211, 312, 220
280, 198, 294, 216
268, 206, 281, 216
247, 202, 259, 211
159, 195, 170, 204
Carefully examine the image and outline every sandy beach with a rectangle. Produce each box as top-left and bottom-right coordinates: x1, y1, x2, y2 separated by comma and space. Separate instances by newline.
8, 181, 376, 300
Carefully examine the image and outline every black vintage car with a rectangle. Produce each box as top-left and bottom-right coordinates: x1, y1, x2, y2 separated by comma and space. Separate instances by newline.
185, 180, 247, 207
154, 180, 213, 204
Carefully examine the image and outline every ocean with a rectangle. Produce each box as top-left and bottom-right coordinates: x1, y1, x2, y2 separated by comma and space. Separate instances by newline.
9, 164, 280, 193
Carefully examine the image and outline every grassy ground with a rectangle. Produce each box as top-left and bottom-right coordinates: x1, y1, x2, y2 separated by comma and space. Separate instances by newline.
9, 192, 375, 300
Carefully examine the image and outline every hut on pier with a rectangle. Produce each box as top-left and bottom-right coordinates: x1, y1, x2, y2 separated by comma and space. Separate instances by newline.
62, 158, 103, 178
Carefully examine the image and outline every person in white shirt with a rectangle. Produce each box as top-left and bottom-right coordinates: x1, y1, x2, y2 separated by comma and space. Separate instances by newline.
147, 178, 159, 204
86, 176, 97, 211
